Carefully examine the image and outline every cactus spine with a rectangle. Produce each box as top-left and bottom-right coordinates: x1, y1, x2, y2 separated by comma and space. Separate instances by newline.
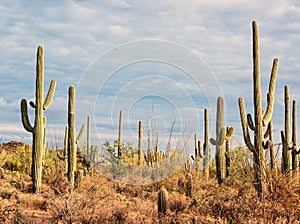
158, 187, 168, 216
238, 21, 278, 195
118, 110, 122, 158
20, 45, 56, 193
210, 96, 234, 185
138, 120, 143, 165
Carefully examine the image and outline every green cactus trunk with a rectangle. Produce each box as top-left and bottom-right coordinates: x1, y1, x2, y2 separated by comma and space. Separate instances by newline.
214, 97, 226, 184
282, 85, 292, 173
292, 100, 299, 171
87, 116, 90, 161
238, 21, 278, 195
225, 127, 231, 177
64, 126, 68, 174
118, 110, 122, 158
68, 86, 76, 187
20, 45, 56, 193
203, 108, 210, 180
138, 120, 143, 165
267, 120, 277, 173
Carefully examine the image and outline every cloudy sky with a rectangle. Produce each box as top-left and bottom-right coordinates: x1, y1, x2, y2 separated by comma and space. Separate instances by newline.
1, 0, 300, 154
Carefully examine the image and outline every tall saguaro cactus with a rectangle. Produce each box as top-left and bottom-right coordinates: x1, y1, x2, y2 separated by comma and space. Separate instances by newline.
86, 115, 90, 161
138, 120, 143, 165
118, 110, 122, 158
203, 108, 210, 180
20, 45, 56, 193
210, 97, 234, 184
238, 21, 278, 195
281, 85, 293, 173
291, 100, 300, 171
68, 86, 76, 187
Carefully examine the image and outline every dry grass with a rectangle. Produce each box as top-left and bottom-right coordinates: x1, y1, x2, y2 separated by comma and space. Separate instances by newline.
1, 145, 300, 223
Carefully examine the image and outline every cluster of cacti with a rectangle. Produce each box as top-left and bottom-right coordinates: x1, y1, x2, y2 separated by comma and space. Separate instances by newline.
210, 97, 234, 185
238, 21, 278, 195
20, 45, 56, 193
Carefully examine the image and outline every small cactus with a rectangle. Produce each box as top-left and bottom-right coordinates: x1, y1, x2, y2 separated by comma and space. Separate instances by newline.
158, 187, 168, 216
186, 172, 192, 197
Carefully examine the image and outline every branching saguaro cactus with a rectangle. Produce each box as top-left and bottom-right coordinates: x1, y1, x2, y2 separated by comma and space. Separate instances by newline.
20, 45, 56, 193
158, 187, 168, 216
238, 21, 278, 195
210, 96, 234, 185
67, 86, 85, 188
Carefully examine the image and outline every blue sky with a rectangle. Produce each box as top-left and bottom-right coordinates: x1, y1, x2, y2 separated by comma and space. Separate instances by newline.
1, 0, 300, 154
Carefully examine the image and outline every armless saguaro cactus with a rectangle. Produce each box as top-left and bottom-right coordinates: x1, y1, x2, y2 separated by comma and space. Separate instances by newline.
67, 86, 85, 187
291, 100, 300, 171
86, 116, 90, 161
138, 120, 143, 165
203, 108, 210, 180
118, 110, 122, 158
210, 96, 234, 185
281, 85, 293, 173
68, 86, 76, 187
238, 21, 278, 195
20, 45, 56, 193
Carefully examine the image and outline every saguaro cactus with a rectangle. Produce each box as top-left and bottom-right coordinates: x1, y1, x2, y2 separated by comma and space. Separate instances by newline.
67, 86, 85, 187
291, 100, 300, 171
238, 21, 278, 195
158, 187, 168, 216
87, 116, 90, 161
138, 120, 143, 165
68, 86, 76, 187
210, 96, 234, 185
118, 110, 122, 158
203, 108, 210, 180
281, 85, 293, 173
20, 45, 56, 193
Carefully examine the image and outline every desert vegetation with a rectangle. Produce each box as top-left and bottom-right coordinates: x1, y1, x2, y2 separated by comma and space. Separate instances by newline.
1, 21, 300, 223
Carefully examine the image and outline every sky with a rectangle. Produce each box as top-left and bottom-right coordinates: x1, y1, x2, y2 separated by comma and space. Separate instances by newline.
1, 0, 300, 155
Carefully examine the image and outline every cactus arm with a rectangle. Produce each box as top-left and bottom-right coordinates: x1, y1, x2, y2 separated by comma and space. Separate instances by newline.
225, 127, 234, 139
264, 123, 270, 139
20, 99, 34, 133
247, 114, 255, 131
210, 138, 217, 146
238, 98, 255, 153
198, 140, 203, 158
76, 124, 85, 143
263, 140, 273, 150
262, 58, 278, 126
29, 101, 36, 108
43, 80, 56, 110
